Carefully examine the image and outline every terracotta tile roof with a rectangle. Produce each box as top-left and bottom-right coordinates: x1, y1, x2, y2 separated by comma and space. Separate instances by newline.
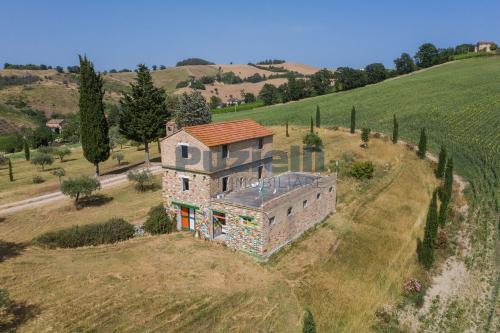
183, 119, 273, 147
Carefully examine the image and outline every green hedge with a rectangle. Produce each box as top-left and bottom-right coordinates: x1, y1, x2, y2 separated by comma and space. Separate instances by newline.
34, 217, 135, 248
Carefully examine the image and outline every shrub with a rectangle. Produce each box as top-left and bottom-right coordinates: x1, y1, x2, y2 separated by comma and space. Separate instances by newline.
34, 217, 135, 248
349, 161, 374, 179
60, 175, 101, 206
54, 146, 71, 161
127, 169, 155, 191
51, 168, 66, 182
0, 288, 15, 328
112, 152, 125, 165
31, 152, 54, 170
32, 175, 45, 184
303, 132, 323, 151
144, 204, 176, 235
302, 308, 316, 333
37, 146, 54, 154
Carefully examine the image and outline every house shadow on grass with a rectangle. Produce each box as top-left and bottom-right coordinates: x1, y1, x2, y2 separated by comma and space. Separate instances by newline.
0, 299, 40, 333
0, 240, 26, 263
76, 194, 113, 210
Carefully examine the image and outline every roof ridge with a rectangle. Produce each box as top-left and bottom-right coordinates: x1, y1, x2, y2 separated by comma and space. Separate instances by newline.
184, 118, 253, 129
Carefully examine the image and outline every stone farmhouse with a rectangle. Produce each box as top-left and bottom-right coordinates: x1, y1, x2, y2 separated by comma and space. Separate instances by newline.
160, 119, 336, 258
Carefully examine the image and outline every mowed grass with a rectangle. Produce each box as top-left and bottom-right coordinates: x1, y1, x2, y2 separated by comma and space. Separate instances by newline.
0, 144, 159, 205
0, 128, 435, 332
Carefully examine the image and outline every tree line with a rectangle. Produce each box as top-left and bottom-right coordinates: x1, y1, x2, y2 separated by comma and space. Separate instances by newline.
258, 69, 334, 105
333, 41, 495, 92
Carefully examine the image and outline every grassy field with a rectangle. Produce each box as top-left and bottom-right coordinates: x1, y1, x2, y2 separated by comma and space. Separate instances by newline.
0, 144, 159, 205
215, 57, 500, 330
0, 128, 436, 332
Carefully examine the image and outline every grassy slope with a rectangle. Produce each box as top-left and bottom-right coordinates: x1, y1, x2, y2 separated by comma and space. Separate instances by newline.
0, 128, 435, 332
215, 57, 500, 330
0, 103, 37, 133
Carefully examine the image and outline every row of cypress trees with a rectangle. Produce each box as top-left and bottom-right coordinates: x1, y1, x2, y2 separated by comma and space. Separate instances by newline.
417, 151, 454, 269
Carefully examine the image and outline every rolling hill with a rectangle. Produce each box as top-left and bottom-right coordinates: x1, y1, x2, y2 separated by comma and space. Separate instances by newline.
215, 56, 500, 329
0, 62, 319, 132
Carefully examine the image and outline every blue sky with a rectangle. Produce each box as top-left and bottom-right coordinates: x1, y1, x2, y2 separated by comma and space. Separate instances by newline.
1, 0, 499, 70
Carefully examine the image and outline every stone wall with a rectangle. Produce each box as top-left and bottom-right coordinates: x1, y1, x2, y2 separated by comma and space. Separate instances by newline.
210, 201, 264, 255
261, 174, 336, 256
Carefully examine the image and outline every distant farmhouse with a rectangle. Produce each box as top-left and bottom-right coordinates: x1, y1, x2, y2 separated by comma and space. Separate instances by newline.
46, 118, 65, 134
475, 41, 496, 53
160, 119, 336, 258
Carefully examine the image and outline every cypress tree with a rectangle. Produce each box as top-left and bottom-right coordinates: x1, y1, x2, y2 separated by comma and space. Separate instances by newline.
417, 128, 427, 159
120, 64, 169, 164
315, 105, 320, 128
350, 106, 356, 133
443, 157, 453, 201
8, 158, 13, 182
302, 308, 317, 333
310, 116, 314, 133
435, 146, 447, 178
23, 138, 30, 161
79, 55, 110, 176
418, 190, 438, 269
392, 114, 398, 144
438, 196, 449, 227
286, 120, 289, 137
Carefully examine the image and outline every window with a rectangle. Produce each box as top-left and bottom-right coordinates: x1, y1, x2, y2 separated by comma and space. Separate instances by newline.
258, 165, 263, 179
316, 193, 321, 200
329, 186, 333, 193
222, 177, 228, 192
181, 145, 188, 158
182, 178, 189, 191
268, 216, 275, 225
287, 207, 293, 216
257, 138, 264, 149
303, 200, 308, 208
222, 144, 228, 159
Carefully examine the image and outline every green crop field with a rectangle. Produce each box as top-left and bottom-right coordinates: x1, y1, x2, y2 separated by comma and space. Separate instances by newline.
215, 56, 500, 330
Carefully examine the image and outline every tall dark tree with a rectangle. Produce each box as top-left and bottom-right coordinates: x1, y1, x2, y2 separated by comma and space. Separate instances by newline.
302, 308, 317, 333
120, 64, 169, 164
417, 128, 427, 159
415, 43, 439, 68
438, 196, 449, 227
310, 68, 333, 95
418, 190, 438, 269
361, 128, 370, 147
174, 91, 211, 127
258, 83, 280, 105
364, 63, 387, 84
435, 146, 447, 178
350, 106, 356, 134
286, 120, 289, 137
78, 55, 110, 176
310, 116, 314, 133
315, 105, 321, 128
8, 158, 13, 182
392, 114, 398, 144
443, 158, 454, 201
23, 138, 30, 161
394, 53, 416, 75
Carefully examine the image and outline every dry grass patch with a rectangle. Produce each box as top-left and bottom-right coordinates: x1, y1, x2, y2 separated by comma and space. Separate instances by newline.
0, 128, 436, 332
